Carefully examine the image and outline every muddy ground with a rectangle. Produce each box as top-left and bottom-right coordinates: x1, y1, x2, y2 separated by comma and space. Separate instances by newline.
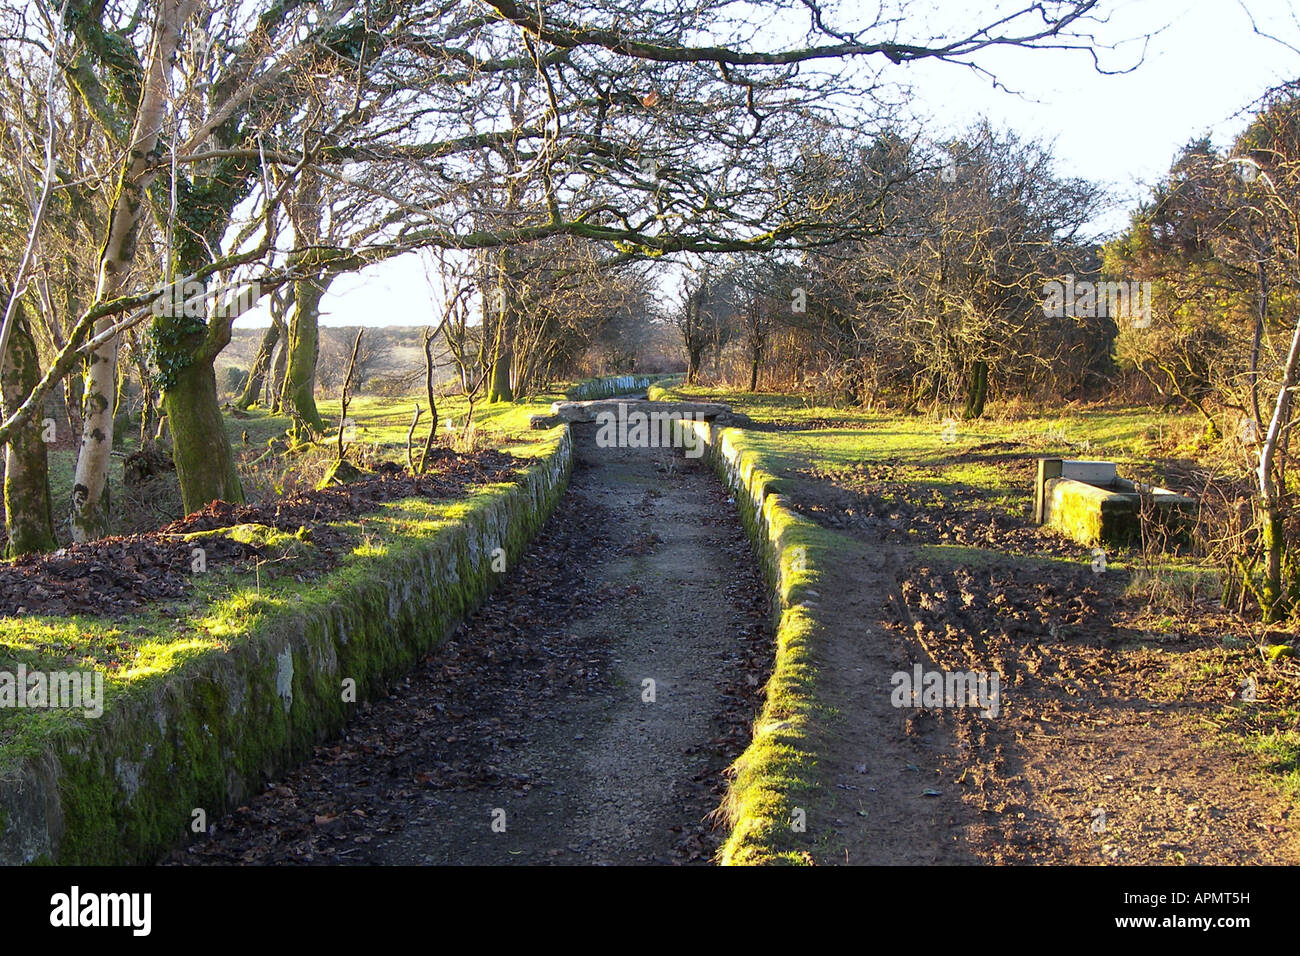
781, 453, 1300, 865
164, 424, 772, 865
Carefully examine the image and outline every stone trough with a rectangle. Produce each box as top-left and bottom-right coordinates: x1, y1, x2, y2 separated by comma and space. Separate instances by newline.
1034, 458, 1196, 547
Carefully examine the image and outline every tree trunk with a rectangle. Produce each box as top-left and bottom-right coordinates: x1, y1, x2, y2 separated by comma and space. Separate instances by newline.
280, 272, 329, 438
164, 359, 245, 514
132, 336, 158, 443
63, 362, 83, 445
420, 329, 440, 468
687, 347, 703, 385
486, 265, 514, 404
1261, 506, 1285, 620
70, 0, 196, 542
1254, 295, 1300, 620
2, 301, 57, 557
236, 320, 281, 409
270, 333, 288, 411
962, 360, 989, 420
748, 351, 760, 392
71, 305, 119, 541
488, 349, 513, 403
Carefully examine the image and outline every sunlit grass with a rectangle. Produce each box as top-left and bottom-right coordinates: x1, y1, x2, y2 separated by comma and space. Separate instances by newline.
0, 480, 551, 766
1245, 724, 1300, 798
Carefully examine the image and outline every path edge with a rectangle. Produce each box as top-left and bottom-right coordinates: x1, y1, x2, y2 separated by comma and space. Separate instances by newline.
686, 419, 829, 866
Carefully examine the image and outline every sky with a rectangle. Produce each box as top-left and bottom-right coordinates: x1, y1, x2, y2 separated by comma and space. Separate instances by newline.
240, 0, 1300, 329
903, 0, 1299, 231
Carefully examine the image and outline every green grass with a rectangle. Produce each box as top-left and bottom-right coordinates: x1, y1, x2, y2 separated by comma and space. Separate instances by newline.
668, 384, 1208, 572
674, 386, 1290, 863
0, 480, 543, 771
1244, 722, 1300, 798
665, 383, 1202, 467
41, 384, 589, 542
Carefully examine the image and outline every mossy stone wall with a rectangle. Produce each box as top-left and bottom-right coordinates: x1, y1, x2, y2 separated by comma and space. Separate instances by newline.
681, 419, 824, 866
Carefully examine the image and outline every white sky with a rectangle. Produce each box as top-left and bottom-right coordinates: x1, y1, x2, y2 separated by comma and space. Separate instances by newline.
238, 0, 1300, 329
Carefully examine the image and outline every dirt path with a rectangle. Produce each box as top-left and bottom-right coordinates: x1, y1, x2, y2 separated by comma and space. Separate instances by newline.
795, 545, 982, 864
165, 423, 771, 866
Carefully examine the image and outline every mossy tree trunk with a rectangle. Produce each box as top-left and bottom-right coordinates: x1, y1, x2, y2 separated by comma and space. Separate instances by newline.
151, 285, 250, 514
153, 262, 248, 514
164, 358, 244, 514
1260, 507, 1285, 621
1, 299, 57, 557
962, 360, 989, 420
486, 251, 514, 404
280, 269, 332, 438
1254, 299, 1300, 621
152, 265, 248, 514
488, 349, 514, 404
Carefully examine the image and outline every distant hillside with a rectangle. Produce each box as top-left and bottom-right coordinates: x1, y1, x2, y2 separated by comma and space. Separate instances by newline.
216, 325, 464, 401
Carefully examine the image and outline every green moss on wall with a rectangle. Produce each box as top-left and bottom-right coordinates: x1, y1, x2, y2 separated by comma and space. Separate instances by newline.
687, 420, 828, 866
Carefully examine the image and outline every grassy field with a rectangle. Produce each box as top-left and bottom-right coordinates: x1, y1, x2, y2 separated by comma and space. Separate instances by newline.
671, 385, 1208, 473
43, 388, 565, 541
663, 383, 1215, 564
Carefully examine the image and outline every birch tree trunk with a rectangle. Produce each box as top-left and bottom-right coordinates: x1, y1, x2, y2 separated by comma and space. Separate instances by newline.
70, 0, 195, 542
1254, 307, 1300, 619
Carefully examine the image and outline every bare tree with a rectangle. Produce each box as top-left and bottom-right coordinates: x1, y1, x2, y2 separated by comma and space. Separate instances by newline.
0, 0, 1135, 541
